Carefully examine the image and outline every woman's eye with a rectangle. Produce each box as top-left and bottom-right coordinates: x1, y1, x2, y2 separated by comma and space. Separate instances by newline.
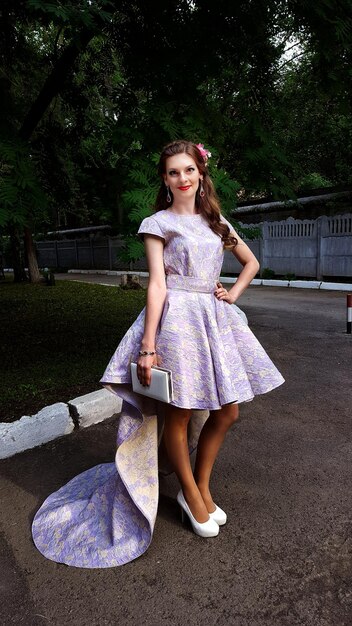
168, 167, 194, 175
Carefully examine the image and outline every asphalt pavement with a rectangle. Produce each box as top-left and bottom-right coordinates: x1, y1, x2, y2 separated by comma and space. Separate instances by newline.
0, 283, 351, 626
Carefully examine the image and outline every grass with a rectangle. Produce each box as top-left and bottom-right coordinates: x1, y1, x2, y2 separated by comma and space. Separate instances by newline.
0, 275, 146, 423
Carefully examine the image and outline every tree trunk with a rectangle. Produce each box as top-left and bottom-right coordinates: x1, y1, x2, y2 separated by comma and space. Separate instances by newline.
17, 28, 98, 282
24, 226, 41, 283
8, 224, 27, 283
16, 14, 113, 281
19, 27, 96, 142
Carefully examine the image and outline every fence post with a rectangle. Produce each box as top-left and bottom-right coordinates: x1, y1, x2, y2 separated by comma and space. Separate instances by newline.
260, 222, 268, 275
89, 237, 94, 269
316, 216, 324, 281
108, 237, 113, 270
74, 240, 79, 268
54, 240, 59, 268
258, 222, 264, 272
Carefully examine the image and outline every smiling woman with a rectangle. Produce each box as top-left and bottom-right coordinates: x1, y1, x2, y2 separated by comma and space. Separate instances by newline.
31, 140, 284, 568
154, 140, 238, 251
166, 159, 198, 194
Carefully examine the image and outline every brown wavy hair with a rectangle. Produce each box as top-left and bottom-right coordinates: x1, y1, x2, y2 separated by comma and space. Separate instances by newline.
154, 140, 237, 250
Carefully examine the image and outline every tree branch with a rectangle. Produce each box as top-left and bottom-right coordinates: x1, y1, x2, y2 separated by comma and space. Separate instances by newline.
277, 51, 307, 72
19, 27, 95, 141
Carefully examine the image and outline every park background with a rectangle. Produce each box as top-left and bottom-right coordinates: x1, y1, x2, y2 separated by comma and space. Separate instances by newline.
1, 0, 352, 282
1, 3, 352, 625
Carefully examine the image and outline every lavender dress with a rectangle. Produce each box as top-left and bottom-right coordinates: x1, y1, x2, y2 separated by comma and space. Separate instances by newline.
31, 210, 284, 568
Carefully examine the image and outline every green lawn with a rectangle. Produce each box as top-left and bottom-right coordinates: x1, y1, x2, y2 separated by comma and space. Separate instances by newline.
0, 276, 146, 423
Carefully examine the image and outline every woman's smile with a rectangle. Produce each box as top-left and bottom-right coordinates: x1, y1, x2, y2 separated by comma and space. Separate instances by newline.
178, 185, 192, 191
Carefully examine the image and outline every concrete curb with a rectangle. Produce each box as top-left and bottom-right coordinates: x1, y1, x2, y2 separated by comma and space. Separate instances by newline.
262, 279, 289, 287
68, 389, 122, 429
221, 277, 352, 291
67, 269, 150, 277
0, 390, 122, 460
0, 403, 74, 460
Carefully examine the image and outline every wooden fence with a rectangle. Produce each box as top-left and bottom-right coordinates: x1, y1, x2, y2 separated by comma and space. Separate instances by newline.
35, 214, 352, 280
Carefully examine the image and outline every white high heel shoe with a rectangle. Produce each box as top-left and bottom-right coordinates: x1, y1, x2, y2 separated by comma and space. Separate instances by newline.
176, 490, 219, 537
208, 504, 227, 526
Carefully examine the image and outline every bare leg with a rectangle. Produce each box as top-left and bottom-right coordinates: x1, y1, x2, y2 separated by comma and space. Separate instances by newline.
163, 404, 209, 523
193, 403, 239, 512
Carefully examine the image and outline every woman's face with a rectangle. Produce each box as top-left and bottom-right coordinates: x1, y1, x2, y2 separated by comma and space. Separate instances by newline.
163, 153, 202, 202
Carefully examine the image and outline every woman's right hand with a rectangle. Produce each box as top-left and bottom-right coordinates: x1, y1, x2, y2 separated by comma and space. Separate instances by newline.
137, 353, 157, 387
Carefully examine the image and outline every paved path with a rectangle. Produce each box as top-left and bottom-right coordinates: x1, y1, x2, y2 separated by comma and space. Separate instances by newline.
0, 283, 351, 625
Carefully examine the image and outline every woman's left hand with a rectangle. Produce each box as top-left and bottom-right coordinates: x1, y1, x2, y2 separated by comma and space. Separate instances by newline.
214, 281, 236, 304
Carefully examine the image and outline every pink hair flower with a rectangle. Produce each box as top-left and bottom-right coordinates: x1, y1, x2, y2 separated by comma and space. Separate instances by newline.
196, 143, 212, 163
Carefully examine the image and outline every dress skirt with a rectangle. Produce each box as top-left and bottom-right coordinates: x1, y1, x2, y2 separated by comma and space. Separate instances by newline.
31, 386, 209, 568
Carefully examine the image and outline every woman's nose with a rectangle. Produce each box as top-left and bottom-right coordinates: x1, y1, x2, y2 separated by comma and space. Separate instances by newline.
179, 171, 188, 183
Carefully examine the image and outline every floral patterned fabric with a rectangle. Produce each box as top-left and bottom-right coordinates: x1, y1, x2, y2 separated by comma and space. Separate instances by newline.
31, 209, 284, 568
101, 210, 285, 409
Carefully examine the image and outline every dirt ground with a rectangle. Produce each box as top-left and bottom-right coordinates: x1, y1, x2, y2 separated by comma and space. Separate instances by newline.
1, 285, 351, 626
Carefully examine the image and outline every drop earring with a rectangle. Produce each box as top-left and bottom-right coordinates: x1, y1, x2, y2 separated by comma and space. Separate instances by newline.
199, 180, 205, 198
166, 185, 171, 203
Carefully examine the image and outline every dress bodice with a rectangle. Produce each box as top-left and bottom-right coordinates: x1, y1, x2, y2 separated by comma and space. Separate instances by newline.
137, 210, 234, 282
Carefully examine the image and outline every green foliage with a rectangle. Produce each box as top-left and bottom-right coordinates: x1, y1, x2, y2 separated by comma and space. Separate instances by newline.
27, 0, 115, 30
117, 236, 145, 263
262, 267, 276, 279
237, 225, 262, 241
271, 47, 352, 188
209, 166, 241, 215
1, 0, 352, 262
120, 156, 160, 222
284, 273, 296, 281
297, 172, 333, 191
0, 139, 49, 228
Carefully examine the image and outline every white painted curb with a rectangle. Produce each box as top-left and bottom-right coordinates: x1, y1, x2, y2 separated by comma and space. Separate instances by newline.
263, 279, 289, 287
68, 389, 122, 429
68, 269, 149, 277
0, 403, 74, 460
220, 277, 237, 284
0, 390, 123, 460
215, 276, 352, 291
221, 277, 352, 291
289, 281, 321, 289
320, 282, 352, 291
221, 277, 262, 285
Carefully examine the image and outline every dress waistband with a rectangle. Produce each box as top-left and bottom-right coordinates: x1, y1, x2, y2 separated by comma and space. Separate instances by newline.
166, 275, 218, 293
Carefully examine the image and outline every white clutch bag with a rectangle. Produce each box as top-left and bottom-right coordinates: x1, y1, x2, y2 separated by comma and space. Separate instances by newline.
130, 362, 174, 403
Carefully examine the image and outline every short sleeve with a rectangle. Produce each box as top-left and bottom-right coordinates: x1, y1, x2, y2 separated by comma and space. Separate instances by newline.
137, 216, 165, 241
220, 214, 237, 235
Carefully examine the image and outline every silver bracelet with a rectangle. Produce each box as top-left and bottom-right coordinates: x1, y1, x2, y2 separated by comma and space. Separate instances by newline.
138, 350, 156, 356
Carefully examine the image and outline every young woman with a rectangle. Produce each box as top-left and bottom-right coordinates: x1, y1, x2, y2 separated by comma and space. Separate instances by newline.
31, 140, 284, 568
132, 140, 284, 537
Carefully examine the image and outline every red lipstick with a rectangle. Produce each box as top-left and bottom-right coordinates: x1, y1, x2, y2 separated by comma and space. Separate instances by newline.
178, 185, 191, 191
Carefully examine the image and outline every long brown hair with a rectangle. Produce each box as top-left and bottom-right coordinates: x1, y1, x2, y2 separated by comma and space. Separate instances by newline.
154, 140, 237, 250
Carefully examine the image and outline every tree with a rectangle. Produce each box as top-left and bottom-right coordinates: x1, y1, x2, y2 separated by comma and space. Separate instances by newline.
0, 0, 115, 281
1, 0, 352, 280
